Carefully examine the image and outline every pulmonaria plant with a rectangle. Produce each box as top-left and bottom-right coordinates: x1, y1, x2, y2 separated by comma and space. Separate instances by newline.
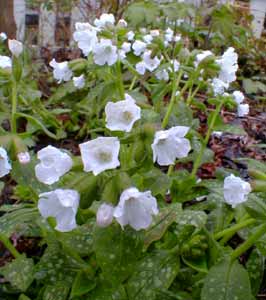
1, 9, 265, 300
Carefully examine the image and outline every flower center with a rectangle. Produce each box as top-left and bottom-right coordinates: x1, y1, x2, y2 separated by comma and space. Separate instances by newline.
98, 151, 112, 163
123, 111, 133, 122
42, 156, 55, 167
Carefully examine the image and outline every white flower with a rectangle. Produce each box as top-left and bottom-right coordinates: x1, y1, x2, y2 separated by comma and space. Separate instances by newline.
105, 94, 141, 132
0, 147, 11, 178
136, 61, 146, 75
8, 39, 23, 57
223, 174, 251, 208
142, 50, 161, 72
17, 152, 30, 164
0, 55, 12, 69
232, 90, 244, 105
73, 74, 85, 89
155, 69, 169, 81
38, 189, 79, 232
127, 31, 135, 41
212, 131, 223, 137
237, 104, 249, 117
96, 203, 114, 227
174, 35, 181, 42
79, 137, 120, 175
216, 47, 238, 84
121, 42, 131, 53
117, 19, 128, 28
132, 40, 147, 56
73, 22, 98, 56
0, 32, 7, 41
35, 145, 73, 185
49, 59, 73, 83
113, 187, 159, 230
152, 126, 191, 166
93, 39, 118, 66
143, 34, 153, 44
170, 59, 180, 72
195, 50, 213, 67
165, 27, 174, 42
94, 13, 115, 28
211, 78, 229, 96
150, 29, 160, 37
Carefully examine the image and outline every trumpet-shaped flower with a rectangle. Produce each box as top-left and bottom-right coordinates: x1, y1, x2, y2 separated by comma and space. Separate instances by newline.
105, 94, 141, 132
79, 137, 120, 175
113, 187, 158, 231
17, 152, 31, 164
0, 147, 11, 178
96, 203, 114, 227
132, 40, 146, 56
152, 126, 191, 166
93, 39, 118, 66
0, 32, 7, 41
38, 189, 79, 232
49, 59, 73, 83
0, 55, 12, 69
155, 69, 169, 81
73, 74, 85, 89
195, 50, 213, 67
94, 13, 115, 28
211, 78, 229, 96
142, 50, 161, 72
35, 145, 73, 185
237, 104, 249, 117
127, 31, 135, 41
232, 90, 244, 105
216, 47, 238, 84
8, 39, 23, 57
73, 22, 98, 56
223, 174, 251, 208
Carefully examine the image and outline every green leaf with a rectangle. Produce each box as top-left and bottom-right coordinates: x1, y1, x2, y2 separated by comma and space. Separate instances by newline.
88, 283, 127, 300
244, 194, 266, 221
246, 249, 264, 295
0, 255, 34, 292
42, 282, 70, 300
0, 206, 40, 237
93, 224, 143, 284
126, 250, 180, 300
70, 270, 96, 298
201, 258, 253, 300
18, 295, 31, 300
243, 78, 266, 94
144, 203, 182, 249
177, 209, 207, 228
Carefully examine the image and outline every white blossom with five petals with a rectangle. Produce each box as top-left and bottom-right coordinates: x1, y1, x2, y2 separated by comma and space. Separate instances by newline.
152, 126, 191, 166
105, 94, 141, 132
79, 137, 120, 175
223, 174, 251, 208
49, 59, 73, 83
35, 145, 73, 185
0, 147, 11, 178
93, 39, 118, 66
113, 187, 159, 231
0, 55, 12, 69
38, 189, 79, 232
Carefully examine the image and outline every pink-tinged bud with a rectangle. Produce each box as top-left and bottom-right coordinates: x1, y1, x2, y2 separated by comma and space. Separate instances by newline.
96, 203, 114, 227
17, 152, 31, 164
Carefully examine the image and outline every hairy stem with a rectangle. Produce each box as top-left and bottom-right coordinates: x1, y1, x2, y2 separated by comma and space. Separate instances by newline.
0, 233, 20, 258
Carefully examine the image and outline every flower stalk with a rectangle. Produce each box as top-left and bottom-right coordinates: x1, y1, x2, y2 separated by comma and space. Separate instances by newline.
0, 233, 20, 258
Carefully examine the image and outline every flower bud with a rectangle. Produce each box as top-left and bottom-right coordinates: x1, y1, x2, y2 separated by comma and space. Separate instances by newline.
117, 19, 128, 28
96, 203, 114, 227
17, 152, 31, 164
8, 39, 23, 57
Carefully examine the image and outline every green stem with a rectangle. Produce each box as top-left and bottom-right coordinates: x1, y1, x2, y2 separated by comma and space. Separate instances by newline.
191, 98, 224, 177
162, 71, 190, 129
129, 76, 137, 91
231, 223, 266, 261
187, 85, 200, 106
0, 233, 20, 258
214, 218, 256, 240
11, 80, 17, 133
117, 61, 125, 99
